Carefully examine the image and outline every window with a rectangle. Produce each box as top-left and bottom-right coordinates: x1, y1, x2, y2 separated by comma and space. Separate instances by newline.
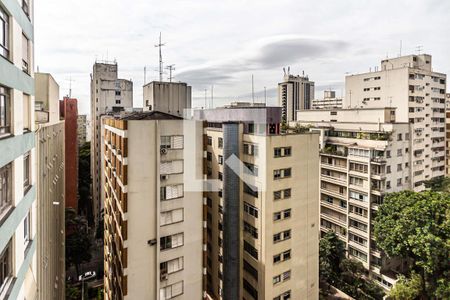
0, 7, 9, 58
243, 221, 258, 239
160, 160, 183, 175
397, 178, 402, 186
24, 210, 31, 247
273, 212, 281, 221
274, 250, 291, 264
0, 86, 10, 135
161, 136, 184, 149
160, 233, 184, 250
243, 240, 258, 259
244, 202, 258, 218
349, 246, 367, 262
273, 274, 281, 284
22, 33, 29, 73
115, 99, 121, 104
397, 133, 402, 141
207, 136, 212, 145
206, 152, 212, 161
274, 230, 291, 243
115, 90, 121, 96
0, 240, 12, 291
243, 183, 258, 197
282, 270, 291, 281
386, 166, 391, 174
160, 184, 183, 200
397, 149, 402, 157
243, 143, 258, 156
160, 208, 183, 226
22, 0, 30, 17
274, 168, 291, 180
244, 162, 258, 176
218, 155, 223, 165
397, 164, 402, 171
23, 93, 30, 131
283, 209, 291, 219
0, 163, 12, 217
160, 281, 183, 299
243, 259, 258, 280
274, 147, 292, 158
274, 290, 291, 300
160, 257, 184, 276
273, 270, 291, 285
243, 279, 258, 299
24, 152, 31, 193
218, 137, 223, 148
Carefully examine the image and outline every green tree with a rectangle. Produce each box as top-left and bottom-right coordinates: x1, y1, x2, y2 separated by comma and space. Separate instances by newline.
66, 208, 92, 277
374, 190, 450, 298
78, 142, 93, 225
319, 231, 346, 284
424, 176, 450, 193
389, 273, 422, 300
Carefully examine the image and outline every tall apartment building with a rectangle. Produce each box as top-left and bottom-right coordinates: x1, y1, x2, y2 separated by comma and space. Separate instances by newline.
143, 81, 192, 117
194, 104, 319, 300
35, 73, 65, 299
296, 107, 414, 289
446, 93, 450, 175
60, 97, 78, 210
278, 73, 315, 122
77, 114, 87, 145
311, 90, 343, 110
102, 112, 204, 299
91, 62, 133, 226
0, 0, 37, 298
345, 54, 446, 187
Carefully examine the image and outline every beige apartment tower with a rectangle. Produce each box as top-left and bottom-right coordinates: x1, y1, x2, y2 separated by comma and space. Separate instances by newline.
143, 81, 192, 117
278, 72, 315, 122
102, 112, 204, 300
195, 104, 319, 300
34, 73, 66, 299
91, 62, 133, 227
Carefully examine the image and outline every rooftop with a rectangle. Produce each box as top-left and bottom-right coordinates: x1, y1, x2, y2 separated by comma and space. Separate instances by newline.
108, 110, 183, 120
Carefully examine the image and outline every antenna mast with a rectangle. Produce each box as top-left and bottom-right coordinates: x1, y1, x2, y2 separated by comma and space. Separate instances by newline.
155, 33, 165, 82
166, 64, 175, 82
67, 76, 74, 98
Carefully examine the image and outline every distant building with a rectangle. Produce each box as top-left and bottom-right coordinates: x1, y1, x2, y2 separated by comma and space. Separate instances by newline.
278, 73, 315, 122
77, 114, 87, 145
60, 97, 79, 210
194, 104, 319, 300
35, 73, 66, 299
102, 112, 204, 299
143, 81, 192, 117
90, 62, 133, 226
446, 93, 450, 175
311, 90, 343, 109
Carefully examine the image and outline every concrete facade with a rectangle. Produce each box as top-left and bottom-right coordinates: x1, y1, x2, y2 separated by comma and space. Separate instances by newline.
34, 73, 65, 300
77, 114, 87, 145
311, 90, 343, 110
91, 62, 133, 227
278, 73, 314, 122
345, 54, 446, 188
196, 106, 319, 300
102, 112, 204, 300
0, 0, 37, 298
143, 81, 192, 117
60, 97, 78, 210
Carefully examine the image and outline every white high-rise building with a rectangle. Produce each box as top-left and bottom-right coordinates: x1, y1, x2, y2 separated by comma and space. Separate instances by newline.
0, 0, 37, 298
278, 73, 315, 122
90, 62, 133, 226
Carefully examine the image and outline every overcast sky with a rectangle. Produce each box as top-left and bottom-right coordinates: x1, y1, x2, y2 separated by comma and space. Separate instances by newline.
35, 0, 450, 115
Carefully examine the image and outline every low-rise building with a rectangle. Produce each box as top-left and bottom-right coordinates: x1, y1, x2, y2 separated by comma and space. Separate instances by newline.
311, 90, 343, 109
77, 114, 88, 145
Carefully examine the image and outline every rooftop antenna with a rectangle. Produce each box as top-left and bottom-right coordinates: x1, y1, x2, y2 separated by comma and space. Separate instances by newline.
283, 67, 286, 76
211, 85, 214, 108
287, 66, 290, 75
264, 86, 267, 105
252, 74, 255, 104
166, 64, 175, 82
155, 32, 165, 82
416, 45, 423, 55
67, 76, 75, 98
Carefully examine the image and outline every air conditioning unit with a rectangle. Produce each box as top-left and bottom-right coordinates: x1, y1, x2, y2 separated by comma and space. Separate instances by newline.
160, 148, 168, 155
160, 175, 169, 180
160, 272, 168, 281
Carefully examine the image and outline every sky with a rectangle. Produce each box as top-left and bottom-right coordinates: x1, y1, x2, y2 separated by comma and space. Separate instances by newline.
35, 0, 450, 115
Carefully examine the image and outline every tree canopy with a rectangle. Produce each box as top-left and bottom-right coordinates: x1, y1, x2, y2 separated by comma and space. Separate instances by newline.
373, 190, 450, 299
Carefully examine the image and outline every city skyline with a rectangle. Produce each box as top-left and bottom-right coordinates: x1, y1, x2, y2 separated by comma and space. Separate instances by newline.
35, 0, 450, 114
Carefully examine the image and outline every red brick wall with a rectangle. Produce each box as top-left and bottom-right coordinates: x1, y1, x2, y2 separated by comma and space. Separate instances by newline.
61, 97, 78, 209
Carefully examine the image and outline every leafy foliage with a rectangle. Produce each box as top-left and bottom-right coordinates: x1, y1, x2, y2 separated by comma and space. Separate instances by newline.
389, 273, 422, 300
78, 142, 93, 225
424, 176, 450, 193
374, 190, 450, 298
66, 208, 92, 277
319, 232, 384, 299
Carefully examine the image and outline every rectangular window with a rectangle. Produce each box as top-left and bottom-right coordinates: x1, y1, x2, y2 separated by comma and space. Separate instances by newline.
244, 162, 258, 176
243, 221, 258, 239
0, 240, 12, 290
161, 136, 184, 149
23, 93, 30, 131
0, 7, 9, 58
349, 246, 368, 262
24, 210, 31, 249
160, 184, 183, 200
243, 240, 258, 259
274, 168, 291, 180
274, 147, 292, 158
274, 290, 291, 300
243, 202, 258, 218
243, 143, 258, 156
22, 33, 29, 73
0, 163, 12, 218
218, 155, 223, 165
160, 281, 183, 299
24, 152, 31, 193
160, 208, 183, 226
243, 183, 258, 197
160, 257, 184, 276
0, 86, 11, 135
243, 279, 258, 299
22, 0, 30, 18
160, 160, 183, 175
160, 233, 184, 250
207, 136, 212, 145
243, 259, 258, 281
218, 137, 223, 148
